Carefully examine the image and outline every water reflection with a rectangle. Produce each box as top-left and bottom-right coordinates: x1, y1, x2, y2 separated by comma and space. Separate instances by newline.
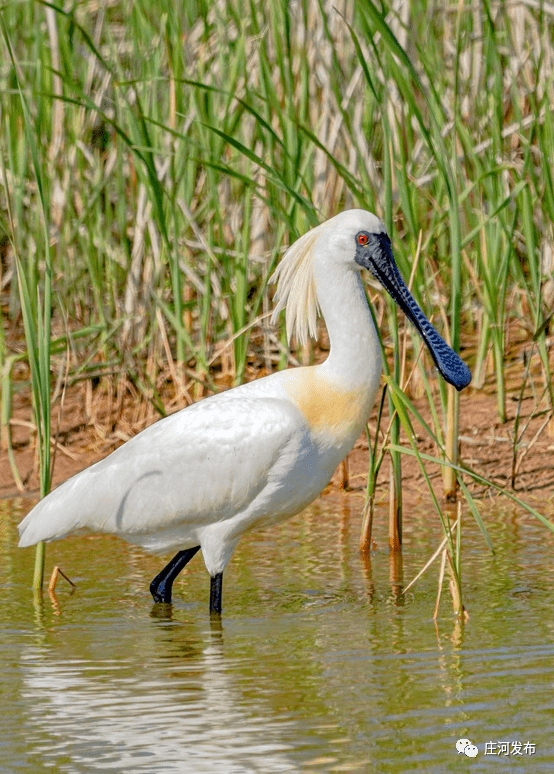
19, 620, 304, 773
2, 497, 554, 771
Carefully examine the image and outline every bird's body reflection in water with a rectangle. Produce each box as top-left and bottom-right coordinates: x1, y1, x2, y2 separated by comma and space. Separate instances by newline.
20, 622, 301, 773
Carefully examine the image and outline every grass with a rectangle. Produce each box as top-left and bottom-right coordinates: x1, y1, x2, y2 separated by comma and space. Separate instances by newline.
1, 12, 54, 589
1, 0, 553, 608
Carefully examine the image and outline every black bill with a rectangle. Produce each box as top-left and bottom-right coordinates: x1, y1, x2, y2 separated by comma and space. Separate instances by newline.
355, 232, 471, 391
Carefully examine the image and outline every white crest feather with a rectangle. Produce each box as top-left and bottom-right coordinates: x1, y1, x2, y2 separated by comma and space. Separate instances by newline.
270, 223, 326, 346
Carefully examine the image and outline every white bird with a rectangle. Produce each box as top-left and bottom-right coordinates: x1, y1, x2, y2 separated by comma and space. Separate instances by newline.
18, 210, 471, 614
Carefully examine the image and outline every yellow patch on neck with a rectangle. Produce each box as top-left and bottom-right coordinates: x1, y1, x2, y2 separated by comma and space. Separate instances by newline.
285, 368, 371, 435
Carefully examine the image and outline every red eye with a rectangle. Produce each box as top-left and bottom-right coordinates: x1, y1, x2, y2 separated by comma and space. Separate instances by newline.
357, 232, 369, 245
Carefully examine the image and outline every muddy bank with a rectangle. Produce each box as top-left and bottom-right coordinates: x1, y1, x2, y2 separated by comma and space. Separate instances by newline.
3, 368, 553, 512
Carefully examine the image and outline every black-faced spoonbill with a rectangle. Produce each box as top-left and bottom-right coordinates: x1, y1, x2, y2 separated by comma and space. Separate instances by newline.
18, 210, 471, 614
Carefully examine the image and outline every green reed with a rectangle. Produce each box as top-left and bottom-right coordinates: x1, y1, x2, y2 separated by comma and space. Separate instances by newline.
1, 16, 54, 589
1, 1, 553, 589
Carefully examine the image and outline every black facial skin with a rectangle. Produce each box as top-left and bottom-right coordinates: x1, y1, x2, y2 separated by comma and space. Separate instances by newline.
354, 231, 471, 391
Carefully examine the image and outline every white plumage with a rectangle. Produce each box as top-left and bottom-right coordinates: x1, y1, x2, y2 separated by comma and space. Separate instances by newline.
19, 209, 470, 613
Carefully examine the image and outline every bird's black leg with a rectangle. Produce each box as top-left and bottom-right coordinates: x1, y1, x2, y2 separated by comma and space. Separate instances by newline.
150, 546, 201, 603
209, 572, 223, 615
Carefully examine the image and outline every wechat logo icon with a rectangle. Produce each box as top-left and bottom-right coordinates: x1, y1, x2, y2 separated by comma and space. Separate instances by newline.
456, 738, 478, 757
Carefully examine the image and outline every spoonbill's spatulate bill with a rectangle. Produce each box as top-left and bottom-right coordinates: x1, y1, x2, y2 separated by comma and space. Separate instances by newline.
18, 210, 471, 614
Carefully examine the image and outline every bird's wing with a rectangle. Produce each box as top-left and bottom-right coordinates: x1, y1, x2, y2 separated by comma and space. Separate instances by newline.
18, 393, 305, 546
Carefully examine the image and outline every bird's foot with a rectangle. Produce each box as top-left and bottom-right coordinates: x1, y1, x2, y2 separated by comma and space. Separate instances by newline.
209, 572, 223, 615
150, 579, 171, 604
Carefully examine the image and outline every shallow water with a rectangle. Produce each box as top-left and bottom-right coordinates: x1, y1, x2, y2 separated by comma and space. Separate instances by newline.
2, 495, 554, 773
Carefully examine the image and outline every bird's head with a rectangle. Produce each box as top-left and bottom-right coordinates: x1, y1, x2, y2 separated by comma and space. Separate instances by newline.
272, 210, 471, 391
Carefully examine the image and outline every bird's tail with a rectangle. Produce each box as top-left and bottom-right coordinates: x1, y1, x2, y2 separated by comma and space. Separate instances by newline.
18, 475, 90, 547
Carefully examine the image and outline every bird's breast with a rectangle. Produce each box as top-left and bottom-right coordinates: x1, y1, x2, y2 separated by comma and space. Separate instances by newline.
283, 368, 375, 446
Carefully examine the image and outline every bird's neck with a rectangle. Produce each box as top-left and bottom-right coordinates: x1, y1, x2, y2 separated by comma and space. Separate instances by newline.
315, 263, 382, 396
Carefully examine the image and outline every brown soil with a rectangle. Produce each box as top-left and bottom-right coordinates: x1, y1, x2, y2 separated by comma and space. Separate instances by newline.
3, 355, 554, 512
